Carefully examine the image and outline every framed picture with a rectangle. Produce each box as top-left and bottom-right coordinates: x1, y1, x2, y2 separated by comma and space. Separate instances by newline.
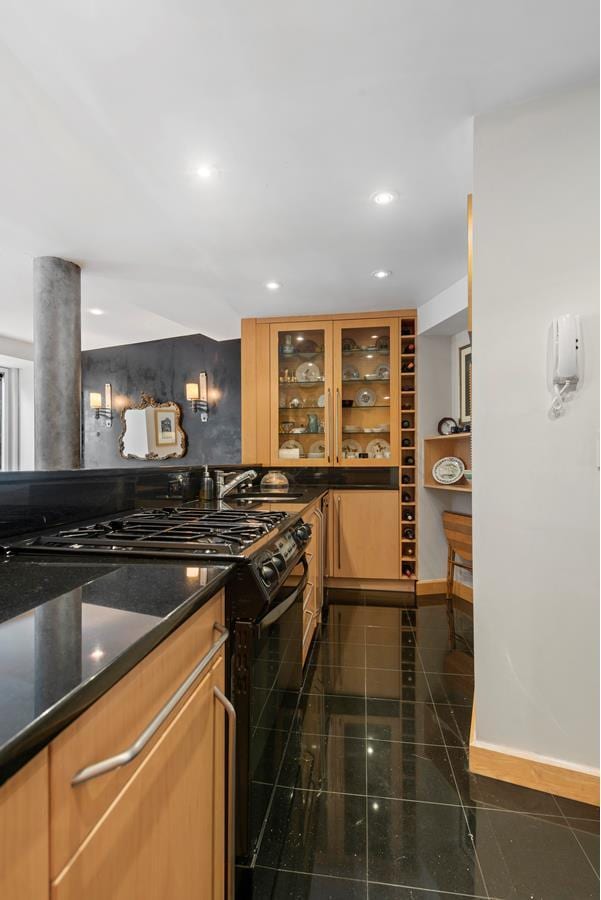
155, 409, 177, 446
459, 343, 472, 424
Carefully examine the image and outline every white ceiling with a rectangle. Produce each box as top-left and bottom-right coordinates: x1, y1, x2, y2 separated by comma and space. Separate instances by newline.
0, 0, 597, 348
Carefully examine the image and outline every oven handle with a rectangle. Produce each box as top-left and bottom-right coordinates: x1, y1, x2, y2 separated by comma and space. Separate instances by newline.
256, 555, 309, 637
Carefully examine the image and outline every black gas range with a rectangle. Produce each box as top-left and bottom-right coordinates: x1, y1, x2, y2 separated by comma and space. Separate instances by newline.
5, 502, 312, 889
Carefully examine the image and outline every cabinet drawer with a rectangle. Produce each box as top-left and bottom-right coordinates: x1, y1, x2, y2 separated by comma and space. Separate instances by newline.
49, 589, 225, 879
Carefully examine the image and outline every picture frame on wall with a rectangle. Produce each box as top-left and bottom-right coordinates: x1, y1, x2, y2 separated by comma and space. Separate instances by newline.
155, 409, 177, 446
459, 343, 472, 424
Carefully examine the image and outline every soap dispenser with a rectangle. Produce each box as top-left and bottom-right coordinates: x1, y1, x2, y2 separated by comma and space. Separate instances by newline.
200, 465, 214, 500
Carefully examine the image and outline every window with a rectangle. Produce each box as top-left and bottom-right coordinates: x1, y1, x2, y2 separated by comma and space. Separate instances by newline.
0, 366, 19, 470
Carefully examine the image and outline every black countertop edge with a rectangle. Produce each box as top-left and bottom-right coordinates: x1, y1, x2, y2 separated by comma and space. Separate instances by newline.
0, 563, 235, 786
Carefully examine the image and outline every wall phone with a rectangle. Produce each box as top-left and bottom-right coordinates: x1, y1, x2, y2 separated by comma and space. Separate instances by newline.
548, 313, 582, 418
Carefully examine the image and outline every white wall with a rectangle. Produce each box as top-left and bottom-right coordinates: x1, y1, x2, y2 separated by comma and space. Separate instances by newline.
418, 277, 468, 335
0, 337, 34, 470
473, 82, 599, 770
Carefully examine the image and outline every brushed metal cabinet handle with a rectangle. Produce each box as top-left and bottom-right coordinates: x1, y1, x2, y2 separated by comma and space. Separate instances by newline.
71, 623, 229, 786
326, 388, 332, 463
336, 495, 342, 571
335, 388, 340, 463
214, 686, 236, 900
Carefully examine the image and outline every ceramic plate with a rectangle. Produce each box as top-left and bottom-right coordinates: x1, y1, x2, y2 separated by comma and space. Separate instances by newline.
295, 361, 321, 382
317, 394, 326, 407
341, 439, 362, 454
309, 440, 326, 456
366, 438, 391, 458
343, 365, 360, 380
343, 425, 361, 433
374, 364, 390, 380
432, 456, 465, 484
355, 387, 376, 407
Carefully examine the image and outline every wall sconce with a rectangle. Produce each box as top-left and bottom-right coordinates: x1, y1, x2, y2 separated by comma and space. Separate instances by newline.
186, 372, 209, 422
90, 383, 113, 427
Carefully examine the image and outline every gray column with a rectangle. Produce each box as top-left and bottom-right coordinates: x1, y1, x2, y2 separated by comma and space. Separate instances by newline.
33, 256, 81, 469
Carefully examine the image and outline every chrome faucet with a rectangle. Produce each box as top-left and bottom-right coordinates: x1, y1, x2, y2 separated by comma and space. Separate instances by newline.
214, 469, 258, 499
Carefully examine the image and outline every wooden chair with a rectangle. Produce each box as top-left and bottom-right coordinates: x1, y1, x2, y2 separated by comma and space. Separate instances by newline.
442, 512, 473, 648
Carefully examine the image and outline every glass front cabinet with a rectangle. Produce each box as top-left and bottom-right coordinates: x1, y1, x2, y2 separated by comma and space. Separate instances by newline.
269, 317, 402, 467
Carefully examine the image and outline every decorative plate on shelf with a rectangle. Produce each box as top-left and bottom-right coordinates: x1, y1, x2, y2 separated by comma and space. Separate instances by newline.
288, 397, 302, 408
432, 456, 465, 484
296, 361, 321, 382
355, 387, 376, 407
341, 439, 362, 455
342, 337, 358, 353
376, 336, 390, 352
317, 394, 326, 407
373, 364, 390, 380
309, 440, 326, 457
343, 364, 360, 380
367, 438, 391, 458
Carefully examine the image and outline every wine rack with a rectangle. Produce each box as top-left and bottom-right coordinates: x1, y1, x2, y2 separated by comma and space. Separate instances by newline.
400, 317, 417, 580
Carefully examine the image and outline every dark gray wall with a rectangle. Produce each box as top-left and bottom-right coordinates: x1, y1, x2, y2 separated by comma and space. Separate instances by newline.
82, 333, 241, 468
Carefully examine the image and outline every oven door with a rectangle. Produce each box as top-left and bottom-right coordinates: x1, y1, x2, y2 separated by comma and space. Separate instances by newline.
235, 555, 308, 873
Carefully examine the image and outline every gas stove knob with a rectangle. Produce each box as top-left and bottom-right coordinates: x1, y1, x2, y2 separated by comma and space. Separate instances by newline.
294, 523, 312, 544
260, 562, 277, 585
271, 553, 286, 572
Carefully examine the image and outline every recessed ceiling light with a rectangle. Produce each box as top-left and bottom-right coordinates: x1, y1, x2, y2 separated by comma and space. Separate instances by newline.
372, 190, 398, 206
372, 270, 392, 280
265, 281, 281, 291
197, 164, 219, 179
89, 308, 104, 316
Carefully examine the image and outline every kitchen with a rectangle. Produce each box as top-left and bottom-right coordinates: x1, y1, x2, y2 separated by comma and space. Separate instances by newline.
0, 4, 599, 900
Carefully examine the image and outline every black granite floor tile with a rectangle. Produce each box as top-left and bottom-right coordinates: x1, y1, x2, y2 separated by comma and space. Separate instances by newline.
446, 747, 564, 816
433, 702, 472, 746
317, 624, 367, 644
279, 730, 367, 795
468, 805, 600, 899
367, 796, 487, 895
553, 794, 600, 824
308, 641, 366, 669
365, 644, 419, 671
366, 740, 461, 806
368, 884, 487, 899
303, 664, 365, 697
297, 692, 366, 737
366, 626, 413, 646
572, 827, 600, 877
252, 867, 368, 899
425, 671, 474, 706
366, 699, 444, 746
366, 669, 433, 703
257, 787, 367, 880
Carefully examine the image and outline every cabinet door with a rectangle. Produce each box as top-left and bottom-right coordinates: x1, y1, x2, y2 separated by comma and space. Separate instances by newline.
0, 750, 49, 900
333, 318, 399, 466
52, 656, 226, 900
330, 491, 400, 580
270, 321, 333, 466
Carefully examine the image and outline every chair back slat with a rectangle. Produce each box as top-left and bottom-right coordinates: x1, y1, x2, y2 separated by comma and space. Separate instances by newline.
442, 512, 473, 560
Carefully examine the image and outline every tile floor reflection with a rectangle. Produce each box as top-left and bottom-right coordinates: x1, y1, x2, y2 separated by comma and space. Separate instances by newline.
252, 597, 599, 899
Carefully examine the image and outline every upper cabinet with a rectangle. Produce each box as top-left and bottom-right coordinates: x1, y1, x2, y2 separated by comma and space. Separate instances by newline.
271, 321, 334, 466
333, 318, 399, 467
242, 311, 416, 470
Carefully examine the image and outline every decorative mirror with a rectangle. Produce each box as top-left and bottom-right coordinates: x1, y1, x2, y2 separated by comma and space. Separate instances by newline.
119, 393, 187, 460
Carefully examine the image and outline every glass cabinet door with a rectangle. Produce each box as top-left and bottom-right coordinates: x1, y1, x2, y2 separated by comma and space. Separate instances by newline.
270, 322, 333, 466
333, 319, 399, 466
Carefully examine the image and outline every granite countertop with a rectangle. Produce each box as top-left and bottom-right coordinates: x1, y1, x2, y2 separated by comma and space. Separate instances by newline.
0, 556, 234, 784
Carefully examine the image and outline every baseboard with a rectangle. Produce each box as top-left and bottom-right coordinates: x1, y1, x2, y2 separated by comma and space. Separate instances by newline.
416, 579, 473, 603
469, 714, 599, 806
326, 577, 414, 593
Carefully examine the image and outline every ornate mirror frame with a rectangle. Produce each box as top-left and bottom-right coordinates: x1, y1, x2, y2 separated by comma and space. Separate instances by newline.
119, 393, 188, 461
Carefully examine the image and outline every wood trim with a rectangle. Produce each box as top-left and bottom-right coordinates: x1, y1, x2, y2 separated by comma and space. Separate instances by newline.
467, 193, 473, 334
326, 577, 413, 593
469, 737, 600, 807
241, 318, 257, 463
253, 308, 417, 325
416, 578, 473, 603
256, 323, 271, 464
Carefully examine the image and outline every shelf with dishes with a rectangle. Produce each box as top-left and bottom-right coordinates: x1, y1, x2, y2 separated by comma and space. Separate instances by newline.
423, 433, 472, 492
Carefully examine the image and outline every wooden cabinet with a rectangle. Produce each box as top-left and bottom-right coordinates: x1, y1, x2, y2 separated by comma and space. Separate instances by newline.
301, 499, 326, 664
329, 490, 400, 581
51, 656, 226, 900
243, 310, 416, 469
0, 750, 49, 900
